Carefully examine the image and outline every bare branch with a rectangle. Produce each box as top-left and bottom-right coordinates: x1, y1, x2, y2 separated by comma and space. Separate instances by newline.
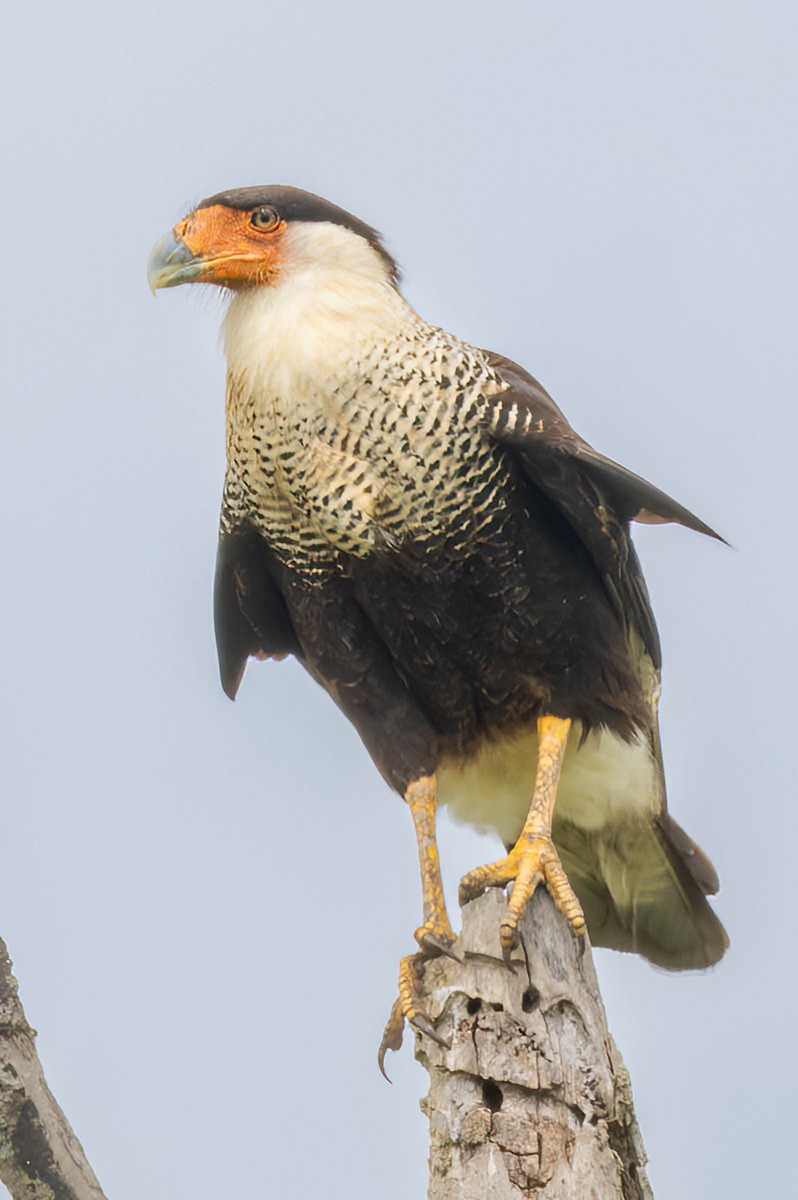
0, 936, 107, 1200
414, 889, 653, 1198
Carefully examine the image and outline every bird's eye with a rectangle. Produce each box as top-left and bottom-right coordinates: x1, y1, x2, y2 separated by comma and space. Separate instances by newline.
250, 206, 280, 232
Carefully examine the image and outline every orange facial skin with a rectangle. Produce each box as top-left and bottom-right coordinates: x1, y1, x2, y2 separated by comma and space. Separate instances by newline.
174, 205, 287, 289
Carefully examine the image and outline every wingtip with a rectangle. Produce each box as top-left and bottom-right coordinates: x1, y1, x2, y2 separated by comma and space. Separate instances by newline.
670, 500, 729, 547
220, 660, 247, 701
700, 522, 731, 548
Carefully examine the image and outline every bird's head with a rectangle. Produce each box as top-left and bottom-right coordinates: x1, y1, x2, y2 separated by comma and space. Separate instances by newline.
147, 185, 399, 295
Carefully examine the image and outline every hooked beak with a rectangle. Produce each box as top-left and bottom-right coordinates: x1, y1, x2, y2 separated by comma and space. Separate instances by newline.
147, 231, 205, 293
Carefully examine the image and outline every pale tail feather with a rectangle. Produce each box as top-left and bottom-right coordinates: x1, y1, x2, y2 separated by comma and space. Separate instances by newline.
555, 815, 728, 970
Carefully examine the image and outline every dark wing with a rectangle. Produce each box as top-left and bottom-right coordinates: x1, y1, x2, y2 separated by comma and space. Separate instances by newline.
482, 356, 729, 963
481, 353, 723, 669
214, 527, 300, 699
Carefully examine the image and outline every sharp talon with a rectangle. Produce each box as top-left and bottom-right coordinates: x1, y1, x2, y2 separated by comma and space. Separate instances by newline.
377, 1043, 394, 1083
378, 998, 406, 1081
414, 920, 462, 961
380, 943, 452, 1074
445, 943, 466, 965
501, 930, 518, 972
409, 1011, 450, 1048
421, 933, 464, 963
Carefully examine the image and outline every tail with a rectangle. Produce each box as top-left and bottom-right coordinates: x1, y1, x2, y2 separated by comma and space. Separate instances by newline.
555, 638, 730, 971
555, 812, 729, 970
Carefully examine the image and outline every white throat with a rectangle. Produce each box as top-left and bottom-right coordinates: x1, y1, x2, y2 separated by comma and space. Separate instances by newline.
222, 223, 415, 395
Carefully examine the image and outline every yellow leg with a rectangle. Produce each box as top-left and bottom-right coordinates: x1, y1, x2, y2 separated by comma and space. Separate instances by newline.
379, 774, 458, 1078
407, 775, 458, 955
459, 716, 586, 966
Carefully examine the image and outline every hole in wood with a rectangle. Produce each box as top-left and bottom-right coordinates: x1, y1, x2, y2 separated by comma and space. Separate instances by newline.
482, 1079, 503, 1112
466, 997, 482, 1015
522, 985, 540, 1012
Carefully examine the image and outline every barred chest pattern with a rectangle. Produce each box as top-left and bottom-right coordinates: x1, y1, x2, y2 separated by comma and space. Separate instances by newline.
222, 316, 512, 575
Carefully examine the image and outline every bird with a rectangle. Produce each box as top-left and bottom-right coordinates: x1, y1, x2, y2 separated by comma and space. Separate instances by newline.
148, 185, 728, 1072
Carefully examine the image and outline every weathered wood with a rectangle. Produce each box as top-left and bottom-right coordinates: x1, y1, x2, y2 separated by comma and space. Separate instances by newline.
0, 936, 107, 1200
414, 889, 652, 1198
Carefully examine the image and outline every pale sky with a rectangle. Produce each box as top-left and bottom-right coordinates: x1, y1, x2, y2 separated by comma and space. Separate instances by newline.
1, 3, 795, 1197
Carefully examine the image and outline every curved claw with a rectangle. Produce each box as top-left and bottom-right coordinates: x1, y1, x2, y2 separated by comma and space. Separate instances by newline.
417, 929, 464, 963
409, 1011, 450, 1048
377, 1003, 451, 1081
378, 997, 406, 1081
378, 946, 454, 1078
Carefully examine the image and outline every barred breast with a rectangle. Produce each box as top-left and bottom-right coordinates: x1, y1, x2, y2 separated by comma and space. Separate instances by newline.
222, 318, 511, 573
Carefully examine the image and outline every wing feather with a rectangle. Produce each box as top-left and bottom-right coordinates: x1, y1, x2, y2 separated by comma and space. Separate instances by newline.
481, 353, 722, 669
214, 528, 300, 699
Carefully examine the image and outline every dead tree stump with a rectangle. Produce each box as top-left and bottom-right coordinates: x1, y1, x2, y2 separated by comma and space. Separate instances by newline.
414, 889, 652, 1198
0, 936, 107, 1200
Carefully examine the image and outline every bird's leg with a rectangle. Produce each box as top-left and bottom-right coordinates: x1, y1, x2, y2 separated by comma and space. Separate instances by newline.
459, 716, 586, 966
407, 774, 458, 956
379, 774, 459, 1077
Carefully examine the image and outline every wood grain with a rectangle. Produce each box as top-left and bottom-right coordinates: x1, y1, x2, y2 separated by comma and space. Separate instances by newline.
414, 889, 653, 1198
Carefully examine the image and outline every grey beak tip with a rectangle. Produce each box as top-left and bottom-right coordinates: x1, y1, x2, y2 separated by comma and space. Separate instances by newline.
147, 231, 201, 291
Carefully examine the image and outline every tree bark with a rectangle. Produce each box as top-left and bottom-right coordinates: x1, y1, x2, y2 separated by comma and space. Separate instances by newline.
414, 889, 653, 1199
0, 936, 107, 1200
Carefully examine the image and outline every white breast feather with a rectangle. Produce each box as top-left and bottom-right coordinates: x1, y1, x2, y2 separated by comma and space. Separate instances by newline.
223, 222, 409, 396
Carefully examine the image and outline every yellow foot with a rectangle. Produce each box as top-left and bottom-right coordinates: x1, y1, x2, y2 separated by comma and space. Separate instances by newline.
378, 920, 461, 1080
459, 835, 586, 967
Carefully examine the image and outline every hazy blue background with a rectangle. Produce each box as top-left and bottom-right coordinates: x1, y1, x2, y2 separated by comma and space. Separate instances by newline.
2, 2, 795, 1196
